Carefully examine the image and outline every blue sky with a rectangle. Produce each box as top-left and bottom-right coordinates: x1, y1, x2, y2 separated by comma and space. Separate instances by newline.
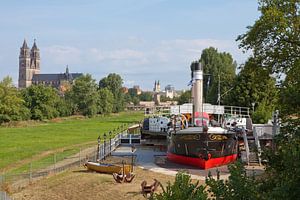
0, 0, 259, 90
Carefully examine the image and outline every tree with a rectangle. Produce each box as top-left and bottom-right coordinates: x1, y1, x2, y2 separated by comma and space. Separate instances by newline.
206, 162, 259, 200
66, 74, 100, 116
99, 73, 124, 113
0, 77, 30, 123
200, 47, 236, 104
237, 0, 300, 75
139, 92, 153, 101
177, 90, 191, 105
22, 84, 61, 120
98, 88, 114, 114
278, 61, 300, 116
258, 118, 300, 199
150, 172, 208, 200
227, 58, 278, 123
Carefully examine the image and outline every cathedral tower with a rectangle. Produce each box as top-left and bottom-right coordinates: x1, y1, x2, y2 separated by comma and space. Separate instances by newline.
30, 39, 40, 71
18, 39, 40, 88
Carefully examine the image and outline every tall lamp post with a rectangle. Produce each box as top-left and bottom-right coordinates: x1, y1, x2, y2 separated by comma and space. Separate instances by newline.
103, 133, 107, 160
109, 131, 112, 156
97, 136, 101, 161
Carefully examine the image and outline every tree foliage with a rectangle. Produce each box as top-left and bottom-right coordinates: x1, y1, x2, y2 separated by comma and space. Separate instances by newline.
177, 90, 191, 105
98, 88, 114, 114
0, 77, 30, 123
200, 47, 236, 104
260, 118, 300, 199
99, 73, 124, 112
237, 0, 300, 75
150, 172, 207, 200
278, 61, 300, 116
139, 92, 153, 101
227, 58, 278, 123
66, 74, 99, 116
22, 84, 61, 120
206, 162, 259, 200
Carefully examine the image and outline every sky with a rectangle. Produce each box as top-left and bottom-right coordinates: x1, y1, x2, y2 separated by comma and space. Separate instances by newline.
0, 0, 260, 90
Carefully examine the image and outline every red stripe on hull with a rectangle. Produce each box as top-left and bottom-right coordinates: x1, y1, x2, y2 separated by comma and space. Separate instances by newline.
167, 152, 237, 169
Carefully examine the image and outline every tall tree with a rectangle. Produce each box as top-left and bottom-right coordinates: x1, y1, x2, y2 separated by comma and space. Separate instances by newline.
139, 92, 153, 101
98, 88, 114, 114
177, 90, 191, 105
0, 77, 30, 123
99, 73, 124, 112
22, 84, 61, 120
66, 74, 100, 116
200, 47, 236, 105
278, 61, 300, 116
237, 0, 300, 75
227, 58, 278, 123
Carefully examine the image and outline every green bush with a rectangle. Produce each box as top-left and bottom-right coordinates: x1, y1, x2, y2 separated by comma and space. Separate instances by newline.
206, 162, 259, 200
150, 172, 208, 200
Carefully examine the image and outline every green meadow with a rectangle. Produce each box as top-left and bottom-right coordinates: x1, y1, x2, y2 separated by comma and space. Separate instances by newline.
0, 112, 143, 172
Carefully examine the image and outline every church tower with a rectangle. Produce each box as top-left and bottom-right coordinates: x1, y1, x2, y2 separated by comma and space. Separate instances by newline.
18, 39, 40, 88
153, 80, 160, 92
30, 39, 40, 71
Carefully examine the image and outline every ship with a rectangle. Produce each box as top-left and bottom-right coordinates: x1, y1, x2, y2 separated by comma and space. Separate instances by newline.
166, 61, 239, 169
140, 116, 170, 139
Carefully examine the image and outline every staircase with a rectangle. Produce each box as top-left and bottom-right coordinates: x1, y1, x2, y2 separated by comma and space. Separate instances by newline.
241, 125, 262, 166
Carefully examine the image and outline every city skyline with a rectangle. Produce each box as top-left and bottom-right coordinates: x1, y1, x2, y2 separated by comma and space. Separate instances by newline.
0, 0, 259, 90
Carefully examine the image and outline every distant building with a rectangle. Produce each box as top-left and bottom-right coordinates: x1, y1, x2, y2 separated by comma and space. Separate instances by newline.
153, 80, 160, 93
165, 84, 175, 99
153, 80, 161, 105
133, 85, 142, 95
122, 87, 129, 94
18, 39, 83, 89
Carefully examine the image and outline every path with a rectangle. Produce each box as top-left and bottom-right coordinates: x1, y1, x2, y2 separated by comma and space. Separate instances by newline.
112, 145, 265, 180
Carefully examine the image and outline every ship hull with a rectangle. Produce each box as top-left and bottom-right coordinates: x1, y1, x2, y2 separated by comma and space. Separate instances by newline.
167, 152, 237, 169
167, 127, 238, 169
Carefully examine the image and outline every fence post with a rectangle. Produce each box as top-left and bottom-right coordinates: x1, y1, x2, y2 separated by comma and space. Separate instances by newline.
29, 162, 32, 183
54, 154, 56, 173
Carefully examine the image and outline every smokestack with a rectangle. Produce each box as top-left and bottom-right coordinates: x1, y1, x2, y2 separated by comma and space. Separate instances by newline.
190, 61, 203, 117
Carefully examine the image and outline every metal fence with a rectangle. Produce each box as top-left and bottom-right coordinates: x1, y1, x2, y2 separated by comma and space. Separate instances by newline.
0, 124, 140, 199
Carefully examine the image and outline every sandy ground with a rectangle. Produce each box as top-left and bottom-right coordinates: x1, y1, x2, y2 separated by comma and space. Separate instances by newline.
9, 146, 264, 200
11, 163, 181, 200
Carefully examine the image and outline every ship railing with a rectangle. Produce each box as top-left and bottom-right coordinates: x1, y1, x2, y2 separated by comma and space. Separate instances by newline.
223, 105, 250, 117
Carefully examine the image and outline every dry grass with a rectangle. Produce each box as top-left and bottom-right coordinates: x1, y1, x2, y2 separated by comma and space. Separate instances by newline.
9, 156, 181, 200
11, 166, 176, 200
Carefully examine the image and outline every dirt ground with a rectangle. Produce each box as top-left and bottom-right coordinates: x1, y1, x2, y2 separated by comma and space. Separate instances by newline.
10, 156, 201, 200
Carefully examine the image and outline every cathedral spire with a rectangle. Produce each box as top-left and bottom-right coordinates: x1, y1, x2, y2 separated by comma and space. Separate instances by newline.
21, 39, 29, 49
32, 39, 38, 50
66, 65, 69, 74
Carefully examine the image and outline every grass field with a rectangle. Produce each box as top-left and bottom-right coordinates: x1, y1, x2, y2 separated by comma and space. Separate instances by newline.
0, 112, 143, 173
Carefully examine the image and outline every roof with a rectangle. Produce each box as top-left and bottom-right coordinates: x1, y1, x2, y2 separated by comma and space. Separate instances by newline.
32, 73, 83, 82
21, 39, 29, 49
175, 126, 229, 134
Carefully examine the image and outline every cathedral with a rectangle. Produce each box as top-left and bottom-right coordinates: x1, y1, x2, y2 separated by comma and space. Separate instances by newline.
18, 39, 82, 89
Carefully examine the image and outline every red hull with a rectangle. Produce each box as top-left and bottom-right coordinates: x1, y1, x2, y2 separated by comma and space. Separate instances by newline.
167, 152, 237, 169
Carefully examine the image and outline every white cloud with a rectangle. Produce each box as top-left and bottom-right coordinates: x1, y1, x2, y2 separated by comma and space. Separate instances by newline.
43, 45, 82, 65
90, 48, 145, 61
37, 38, 248, 89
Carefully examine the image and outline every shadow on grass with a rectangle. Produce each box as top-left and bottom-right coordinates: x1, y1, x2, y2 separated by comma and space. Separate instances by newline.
126, 191, 143, 198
